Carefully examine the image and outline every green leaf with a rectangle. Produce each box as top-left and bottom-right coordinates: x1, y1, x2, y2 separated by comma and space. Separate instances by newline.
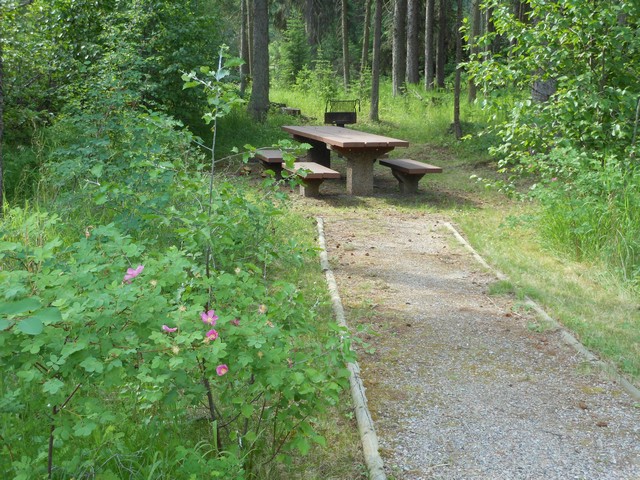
17, 370, 37, 382
0, 241, 19, 252
80, 357, 104, 373
16, 317, 44, 335
0, 298, 42, 316
74, 421, 97, 437
32, 307, 62, 325
43, 378, 65, 395
241, 404, 254, 419
294, 437, 311, 455
0, 319, 11, 331
90, 164, 104, 177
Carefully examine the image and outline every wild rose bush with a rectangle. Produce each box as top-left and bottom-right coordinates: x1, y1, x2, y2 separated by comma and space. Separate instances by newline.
0, 105, 351, 478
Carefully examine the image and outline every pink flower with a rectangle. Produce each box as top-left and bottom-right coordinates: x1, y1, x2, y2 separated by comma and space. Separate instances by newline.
123, 265, 144, 283
201, 310, 218, 326
205, 329, 218, 342
162, 325, 178, 333
551, 177, 558, 182
216, 364, 228, 376
231, 318, 240, 326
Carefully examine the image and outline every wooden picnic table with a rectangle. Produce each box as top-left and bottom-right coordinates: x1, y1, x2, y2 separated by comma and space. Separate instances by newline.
282, 125, 409, 195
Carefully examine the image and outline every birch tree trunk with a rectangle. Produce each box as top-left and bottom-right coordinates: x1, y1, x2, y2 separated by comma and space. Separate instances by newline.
240, 0, 250, 96
453, 0, 463, 140
370, 0, 382, 121
392, 0, 407, 96
247, 0, 254, 77
468, 0, 481, 102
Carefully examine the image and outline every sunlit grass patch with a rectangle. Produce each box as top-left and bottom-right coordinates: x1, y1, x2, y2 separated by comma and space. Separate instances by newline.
456, 205, 640, 383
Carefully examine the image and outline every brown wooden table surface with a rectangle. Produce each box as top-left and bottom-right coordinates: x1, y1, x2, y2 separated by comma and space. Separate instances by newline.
282, 125, 409, 195
282, 125, 409, 149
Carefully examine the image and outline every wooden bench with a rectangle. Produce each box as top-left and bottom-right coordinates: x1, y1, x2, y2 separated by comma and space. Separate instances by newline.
255, 149, 285, 177
379, 158, 442, 194
284, 162, 340, 197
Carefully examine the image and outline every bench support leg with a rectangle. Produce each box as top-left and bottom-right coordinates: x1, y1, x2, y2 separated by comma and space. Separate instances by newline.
299, 179, 323, 197
391, 171, 425, 194
261, 163, 283, 179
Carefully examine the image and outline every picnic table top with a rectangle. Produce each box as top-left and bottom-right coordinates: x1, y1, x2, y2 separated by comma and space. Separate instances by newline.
282, 125, 409, 149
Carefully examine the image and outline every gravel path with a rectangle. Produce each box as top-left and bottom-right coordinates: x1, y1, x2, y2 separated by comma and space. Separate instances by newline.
322, 212, 640, 480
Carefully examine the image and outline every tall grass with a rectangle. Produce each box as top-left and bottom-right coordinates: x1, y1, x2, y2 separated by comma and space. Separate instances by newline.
457, 204, 640, 380
270, 80, 492, 146
535, 155, 640, 286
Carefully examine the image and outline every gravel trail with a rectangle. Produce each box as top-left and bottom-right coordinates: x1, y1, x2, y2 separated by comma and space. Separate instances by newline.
322, 212, 640, 480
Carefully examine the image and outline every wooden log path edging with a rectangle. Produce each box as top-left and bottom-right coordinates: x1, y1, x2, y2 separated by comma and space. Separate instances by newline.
316, 217, 387, 480
444, 222, 640, 402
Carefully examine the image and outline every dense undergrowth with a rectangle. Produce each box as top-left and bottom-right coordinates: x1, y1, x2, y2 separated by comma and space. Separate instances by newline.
0, 70, 354, 478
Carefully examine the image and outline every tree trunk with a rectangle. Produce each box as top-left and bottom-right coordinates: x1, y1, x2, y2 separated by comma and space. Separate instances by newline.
248, 0, 269, 121
453, 0, 462, 140
532, 78, 557, 103
360, 0, 372, 74
467, 0, 481, 102
392, 0, 407, 96
304, 0, 325, 45
530, 9, 556, 103
341, 0, 350, 90
0, 37, 4, 215
247, 0, 254, 76
370, 0, 382, 121
406, 0, 419, 84
240, 0, 250, 96
424, 0, 435, 89
484, 6, 495, 55
436, 0, 447, 88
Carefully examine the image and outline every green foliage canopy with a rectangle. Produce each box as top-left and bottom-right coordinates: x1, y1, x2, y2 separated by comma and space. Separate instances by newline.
468, 0, 640, 172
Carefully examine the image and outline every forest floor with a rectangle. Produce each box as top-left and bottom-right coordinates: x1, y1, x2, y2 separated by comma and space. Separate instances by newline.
273, 156, 640, 479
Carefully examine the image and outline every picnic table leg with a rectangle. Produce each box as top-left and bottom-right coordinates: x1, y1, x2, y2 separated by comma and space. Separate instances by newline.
292, 135, 331, 168
334, 147, 394, 196
345, 157, 374, 195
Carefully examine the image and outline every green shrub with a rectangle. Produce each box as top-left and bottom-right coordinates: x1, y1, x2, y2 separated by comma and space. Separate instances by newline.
0, 178, 351, 478
1, 51, 351, 478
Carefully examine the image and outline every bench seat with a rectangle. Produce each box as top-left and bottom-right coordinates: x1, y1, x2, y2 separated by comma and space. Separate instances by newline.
255, 149, 285, 177
284, 162, 340, 197
379, 158, 442, 193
